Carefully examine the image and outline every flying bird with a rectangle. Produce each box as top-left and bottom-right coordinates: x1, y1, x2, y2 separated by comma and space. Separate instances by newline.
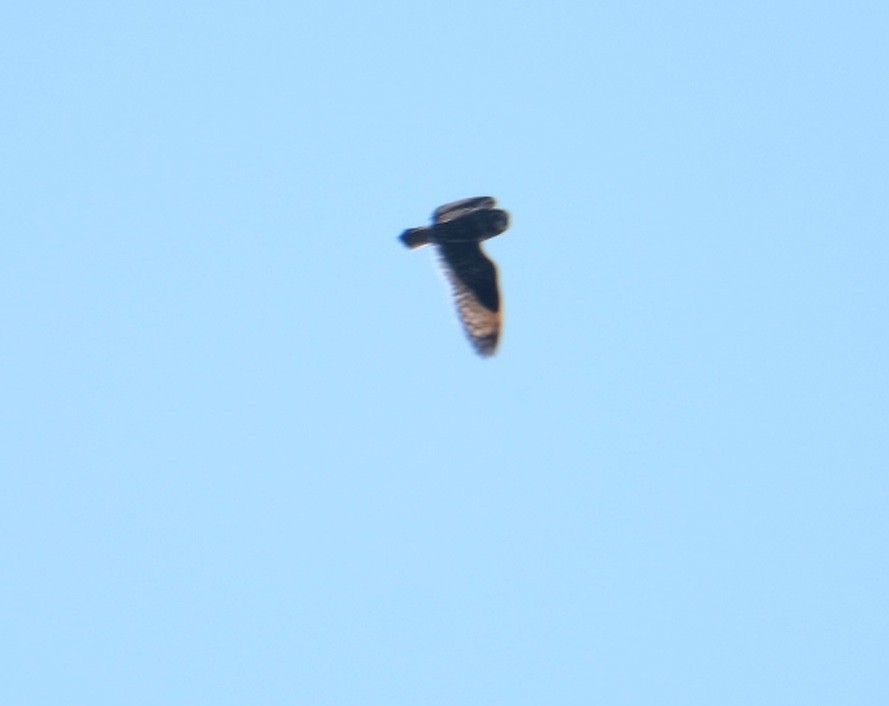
399, 196, 510, 357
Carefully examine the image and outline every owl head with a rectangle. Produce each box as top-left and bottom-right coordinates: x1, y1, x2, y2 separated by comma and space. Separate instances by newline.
484, 209, 510, 238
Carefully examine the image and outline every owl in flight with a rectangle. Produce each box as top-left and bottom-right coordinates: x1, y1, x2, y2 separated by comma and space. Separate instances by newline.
399, 196, 510, 357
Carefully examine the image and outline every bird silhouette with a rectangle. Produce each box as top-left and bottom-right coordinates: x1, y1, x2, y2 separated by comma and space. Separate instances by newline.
399, 197, 510, 357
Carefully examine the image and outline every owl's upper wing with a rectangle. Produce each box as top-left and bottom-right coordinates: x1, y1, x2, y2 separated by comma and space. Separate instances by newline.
437, 242, 501, 357
433, 196, 496, 224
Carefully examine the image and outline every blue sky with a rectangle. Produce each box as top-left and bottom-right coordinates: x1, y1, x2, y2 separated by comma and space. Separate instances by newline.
3, 1, 887, 704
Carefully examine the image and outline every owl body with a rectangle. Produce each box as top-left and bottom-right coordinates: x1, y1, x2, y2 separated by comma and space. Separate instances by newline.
398, 197, 510, 357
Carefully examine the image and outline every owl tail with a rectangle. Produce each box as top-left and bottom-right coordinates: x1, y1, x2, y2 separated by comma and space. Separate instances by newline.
400, 227, 431, 250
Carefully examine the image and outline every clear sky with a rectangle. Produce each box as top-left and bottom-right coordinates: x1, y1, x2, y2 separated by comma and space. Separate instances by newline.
3, 1, 887, 704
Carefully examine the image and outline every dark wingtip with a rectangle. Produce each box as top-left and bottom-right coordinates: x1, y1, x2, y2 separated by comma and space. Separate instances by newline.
471, 334, 499, 358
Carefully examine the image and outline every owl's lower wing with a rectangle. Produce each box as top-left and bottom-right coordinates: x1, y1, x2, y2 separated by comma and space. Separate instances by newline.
437, 242, 501, 357
433, 196, 496, 224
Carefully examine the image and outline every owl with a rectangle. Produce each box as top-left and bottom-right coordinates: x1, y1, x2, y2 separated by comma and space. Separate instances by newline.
399, 196, 510, 357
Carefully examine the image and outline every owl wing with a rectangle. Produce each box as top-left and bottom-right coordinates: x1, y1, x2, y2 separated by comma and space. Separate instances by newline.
433, 196, 497, 224
437, 242, 501, 357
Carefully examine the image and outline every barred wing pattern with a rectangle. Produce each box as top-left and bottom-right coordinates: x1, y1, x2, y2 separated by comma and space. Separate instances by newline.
438, 242, 501, 357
